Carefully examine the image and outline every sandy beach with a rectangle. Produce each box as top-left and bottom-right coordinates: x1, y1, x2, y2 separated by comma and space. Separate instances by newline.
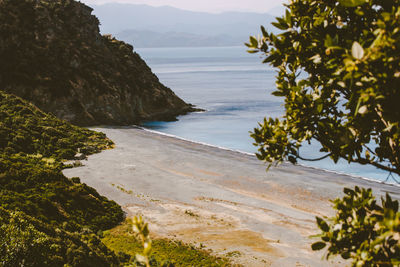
63, 127, 400, 266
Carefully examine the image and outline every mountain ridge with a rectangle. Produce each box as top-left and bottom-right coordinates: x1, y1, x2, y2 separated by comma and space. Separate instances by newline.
88, 3, 276, 48
0, 0, 195, 126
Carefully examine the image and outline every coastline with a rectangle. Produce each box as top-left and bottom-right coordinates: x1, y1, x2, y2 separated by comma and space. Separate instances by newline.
141, 126, 400, 188
63, 126, 400, 266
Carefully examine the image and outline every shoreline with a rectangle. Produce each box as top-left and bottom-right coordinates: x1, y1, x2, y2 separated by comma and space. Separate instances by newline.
63, 126, 400, 266
140, 125, 400, 188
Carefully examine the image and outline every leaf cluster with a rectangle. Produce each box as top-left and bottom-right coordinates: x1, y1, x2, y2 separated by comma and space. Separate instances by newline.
312, 187, 400, 266
247, 0, 400, 176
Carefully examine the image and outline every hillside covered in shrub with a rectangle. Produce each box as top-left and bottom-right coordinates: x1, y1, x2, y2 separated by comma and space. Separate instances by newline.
0, 0, 196, 126
0, 91, 125, 265
0, 91, 113, 159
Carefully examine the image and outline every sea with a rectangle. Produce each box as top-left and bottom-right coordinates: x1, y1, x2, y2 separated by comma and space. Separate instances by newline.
136, 46, 399, 184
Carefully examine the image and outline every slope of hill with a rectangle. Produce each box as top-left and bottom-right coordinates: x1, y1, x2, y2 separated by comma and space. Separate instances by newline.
0, 90, 124, 265
0, 90, 231, 266
0, 0, 195, 126
88, 3, 275, 48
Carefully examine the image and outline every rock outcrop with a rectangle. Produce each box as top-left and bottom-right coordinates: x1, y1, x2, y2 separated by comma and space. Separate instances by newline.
0, 0, 196, 126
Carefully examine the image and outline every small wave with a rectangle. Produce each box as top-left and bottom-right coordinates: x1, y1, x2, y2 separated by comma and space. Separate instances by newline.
296, 163, 400, 188
153, 66, 271, 74
138, 126, 255, 156
136, 126, 400, 188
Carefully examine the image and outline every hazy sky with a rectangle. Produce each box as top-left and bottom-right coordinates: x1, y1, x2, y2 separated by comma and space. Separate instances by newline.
80, 0, 287, 13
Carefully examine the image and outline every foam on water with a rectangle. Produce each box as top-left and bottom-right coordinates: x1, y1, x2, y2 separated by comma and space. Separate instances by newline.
139, 126, 400, 188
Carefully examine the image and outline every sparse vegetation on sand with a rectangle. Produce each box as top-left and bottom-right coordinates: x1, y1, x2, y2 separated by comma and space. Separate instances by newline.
102, 219, 232, 266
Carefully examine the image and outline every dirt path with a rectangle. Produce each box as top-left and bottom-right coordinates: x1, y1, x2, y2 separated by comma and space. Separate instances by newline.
63, 127, 400, 266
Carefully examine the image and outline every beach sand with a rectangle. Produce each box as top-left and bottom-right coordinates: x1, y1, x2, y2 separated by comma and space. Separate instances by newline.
63, 127, 400, 266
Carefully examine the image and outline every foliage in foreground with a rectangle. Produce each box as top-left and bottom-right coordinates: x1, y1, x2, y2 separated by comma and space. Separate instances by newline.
0, 90, 124, 265
131, 216, 153, 267
246, 0, 400, 265
101, 218, 231, 267
247, 0, 400, 176
312, 187, 400, 266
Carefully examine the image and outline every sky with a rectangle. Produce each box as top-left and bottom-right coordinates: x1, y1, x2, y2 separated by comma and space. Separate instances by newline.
80, 0, 287, 13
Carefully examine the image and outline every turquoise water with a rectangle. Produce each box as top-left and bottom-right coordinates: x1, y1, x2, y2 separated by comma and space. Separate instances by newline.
137, 46, 398, 183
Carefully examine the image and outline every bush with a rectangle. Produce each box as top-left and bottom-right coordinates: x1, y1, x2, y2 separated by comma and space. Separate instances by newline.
0, 90, 124, 265
312, 187, 400, 266
0, 208, 122, 267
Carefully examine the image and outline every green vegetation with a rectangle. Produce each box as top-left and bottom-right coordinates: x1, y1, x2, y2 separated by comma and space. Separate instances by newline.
0, 0, 221, 264
246, 0, 400, 265
0, 90, 113, 159
0, 208, 120, 267
247, 0, 399, 175
0, 90, 124, 265
0, 153, 123, 232
313, 187, 400, 266
131, 216, 153, 267
102, 219, 231, 267
0, 92, 226, 266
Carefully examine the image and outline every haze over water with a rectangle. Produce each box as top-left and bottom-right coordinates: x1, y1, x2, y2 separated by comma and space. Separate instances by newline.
138, 46, 399, 183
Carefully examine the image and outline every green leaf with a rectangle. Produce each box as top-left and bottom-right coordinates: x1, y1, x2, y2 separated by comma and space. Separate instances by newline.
249, 36, 258, 48
358, 105, 368, 114
247, 49, 258, 54
311, 242, 326, 250
317, 103, 323, 113
351, 41, 364, 60
271, 21, 288, 30
135, 254, 148, 264
310, 54, 322, 64
260, 25, 268, 37
316, 217, 330, 232
341, 251, 351, 259
324, 35, 333, 47
343, 187, 354, 195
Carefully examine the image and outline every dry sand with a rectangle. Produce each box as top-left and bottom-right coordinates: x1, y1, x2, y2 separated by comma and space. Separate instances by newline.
63, 126, 400, 267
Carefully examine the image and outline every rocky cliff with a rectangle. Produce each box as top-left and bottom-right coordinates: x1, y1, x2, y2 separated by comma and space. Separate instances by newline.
0, 0, 196, 126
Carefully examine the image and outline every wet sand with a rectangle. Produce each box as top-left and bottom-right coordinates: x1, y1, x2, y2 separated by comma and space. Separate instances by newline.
63, 127, 400, 266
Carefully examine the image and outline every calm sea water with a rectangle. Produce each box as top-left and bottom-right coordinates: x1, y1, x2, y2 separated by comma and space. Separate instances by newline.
136, 46, 398, 183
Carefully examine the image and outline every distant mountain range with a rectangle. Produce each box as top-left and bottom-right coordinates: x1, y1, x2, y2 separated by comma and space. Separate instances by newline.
88, 3, 281, 48
116, 29, 246, 48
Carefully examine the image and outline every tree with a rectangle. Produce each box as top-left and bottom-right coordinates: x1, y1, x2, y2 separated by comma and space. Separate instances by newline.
246, 0, 400, 265
246, 0, 400, 177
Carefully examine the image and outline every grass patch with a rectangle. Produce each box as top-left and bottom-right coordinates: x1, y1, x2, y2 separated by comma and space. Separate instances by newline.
102, 219, 232, 266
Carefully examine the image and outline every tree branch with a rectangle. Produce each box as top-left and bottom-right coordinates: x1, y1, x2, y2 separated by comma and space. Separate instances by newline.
297, 153, 332, 162
354, 157, 400, 177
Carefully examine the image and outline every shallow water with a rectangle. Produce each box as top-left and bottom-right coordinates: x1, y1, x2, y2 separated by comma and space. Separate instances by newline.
136, 46, 398, 183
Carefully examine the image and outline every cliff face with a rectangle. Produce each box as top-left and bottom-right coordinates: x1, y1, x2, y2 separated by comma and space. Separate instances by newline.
0, 0, 195, 126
